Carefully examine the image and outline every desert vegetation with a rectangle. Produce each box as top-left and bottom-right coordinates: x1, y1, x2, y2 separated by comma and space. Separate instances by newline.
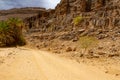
73, 16, 83, 25
0, 18, 26, 47
79, 36, 98, 53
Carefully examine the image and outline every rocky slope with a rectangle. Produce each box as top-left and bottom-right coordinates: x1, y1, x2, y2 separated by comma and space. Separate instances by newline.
25, 0, 120, 35
23, 0, 120, 59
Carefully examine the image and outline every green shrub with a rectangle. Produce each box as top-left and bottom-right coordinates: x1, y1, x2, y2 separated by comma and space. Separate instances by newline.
79, 36, 98, 53
0, 21, 9, 32
7, 18, 23, 27
73, 16, 83, 25
0, 18, 26, 47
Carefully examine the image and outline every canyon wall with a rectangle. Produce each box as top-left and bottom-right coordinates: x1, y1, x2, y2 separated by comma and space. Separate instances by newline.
24, 0, 120, 39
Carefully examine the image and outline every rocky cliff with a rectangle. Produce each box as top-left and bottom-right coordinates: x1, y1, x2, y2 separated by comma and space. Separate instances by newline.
25, 0, 120, 39
24, 0, 120, 57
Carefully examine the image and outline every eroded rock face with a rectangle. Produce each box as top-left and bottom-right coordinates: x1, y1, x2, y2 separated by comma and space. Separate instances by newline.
24, 0, 120, 38
22, 0, 120, 58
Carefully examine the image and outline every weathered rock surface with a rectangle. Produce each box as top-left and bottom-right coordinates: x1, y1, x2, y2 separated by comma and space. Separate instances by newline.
24, 0, 120, 38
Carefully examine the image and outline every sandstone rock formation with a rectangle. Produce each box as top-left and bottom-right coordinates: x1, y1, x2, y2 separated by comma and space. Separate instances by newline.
24, 0, 120, 39
22, 0, 120, 58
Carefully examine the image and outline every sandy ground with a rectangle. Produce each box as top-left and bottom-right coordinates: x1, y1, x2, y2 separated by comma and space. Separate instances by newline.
0, 47, 119, 80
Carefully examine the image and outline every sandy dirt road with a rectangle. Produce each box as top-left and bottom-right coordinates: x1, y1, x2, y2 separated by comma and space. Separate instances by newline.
0, 47, 119, 80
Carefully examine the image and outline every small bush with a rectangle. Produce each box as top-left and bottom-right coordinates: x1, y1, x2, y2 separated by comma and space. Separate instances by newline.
0, 21, 9, 32
0, 18, 26, 47
7, 18, 23, 27
79, 36, 98, 53
73, 16, 83, 25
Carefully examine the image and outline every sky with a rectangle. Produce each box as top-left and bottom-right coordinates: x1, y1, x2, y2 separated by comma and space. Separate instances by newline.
0, 0, 60, 10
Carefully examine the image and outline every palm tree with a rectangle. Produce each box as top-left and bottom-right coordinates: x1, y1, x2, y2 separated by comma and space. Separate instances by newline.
7, 18, 23, 36
7, 18, 23, 28
7, 18, 26, 46
0, 18, 26, 47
